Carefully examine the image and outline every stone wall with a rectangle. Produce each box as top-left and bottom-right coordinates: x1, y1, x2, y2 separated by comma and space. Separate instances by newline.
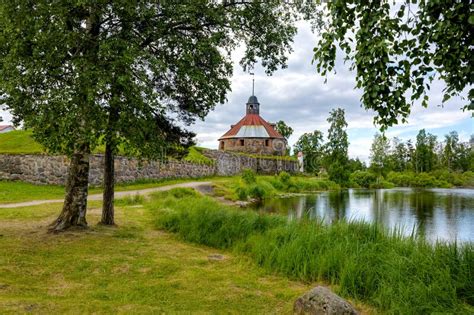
0, 150, 298, 186
202, 149, 297, 176
219, 137, 286, 155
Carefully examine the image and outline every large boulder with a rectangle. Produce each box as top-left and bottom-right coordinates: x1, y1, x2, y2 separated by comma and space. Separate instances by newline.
294, 286, 358, 315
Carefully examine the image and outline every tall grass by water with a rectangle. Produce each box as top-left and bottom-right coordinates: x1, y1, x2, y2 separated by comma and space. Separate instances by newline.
149, 188, 474, 314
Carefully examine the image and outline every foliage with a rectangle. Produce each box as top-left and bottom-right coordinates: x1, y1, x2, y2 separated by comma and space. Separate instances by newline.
153, 189, 474, 314
241, 169, 257, 185
368, 129, 473, 175
214, 173, 338, 202
369, 133, 391, 176
386, 171, 474, 188
349, 171, 378, 188
0, 1, 312, 157
313, 1, 473, 129
293, 130, 324, 174
324, 108, 350, 185
274, 120, 294, 140
0, 1, 318, 228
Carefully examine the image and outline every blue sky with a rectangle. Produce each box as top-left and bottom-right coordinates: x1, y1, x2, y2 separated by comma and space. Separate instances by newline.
1, 22, 472, 162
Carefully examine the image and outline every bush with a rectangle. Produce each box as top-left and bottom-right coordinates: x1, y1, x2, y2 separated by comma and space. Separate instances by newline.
278, 171, 291, 184
349, 170, 378, 188
241, 168, 257, 185
235, 185, 248, 200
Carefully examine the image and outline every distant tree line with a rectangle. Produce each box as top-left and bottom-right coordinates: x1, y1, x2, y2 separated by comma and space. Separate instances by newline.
369, 130, 473, 176
290, 111, 473, 188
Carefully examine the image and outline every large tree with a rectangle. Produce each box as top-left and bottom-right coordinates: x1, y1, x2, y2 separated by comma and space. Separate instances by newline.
414, 129, 438, 173
313, 1, 473, 129
0, 1, 315, 231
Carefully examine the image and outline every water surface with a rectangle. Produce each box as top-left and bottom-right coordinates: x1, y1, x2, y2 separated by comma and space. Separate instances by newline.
252, 188, 474, 243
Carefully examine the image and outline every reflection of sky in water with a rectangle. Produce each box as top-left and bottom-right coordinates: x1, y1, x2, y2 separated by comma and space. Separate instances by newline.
255, 188, 474, 244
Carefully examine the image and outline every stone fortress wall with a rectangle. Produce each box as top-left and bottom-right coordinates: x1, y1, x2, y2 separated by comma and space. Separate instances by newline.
0, 149, 298, 186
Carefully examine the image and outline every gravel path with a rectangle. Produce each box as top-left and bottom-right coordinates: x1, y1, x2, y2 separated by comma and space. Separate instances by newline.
0, 181, 213, 209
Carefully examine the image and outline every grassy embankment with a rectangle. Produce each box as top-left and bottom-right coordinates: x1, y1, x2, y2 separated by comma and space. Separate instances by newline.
213, 170, 339, 201
350, 169, 474, 189
151, 188, 474, 314
0, 197, 332, 313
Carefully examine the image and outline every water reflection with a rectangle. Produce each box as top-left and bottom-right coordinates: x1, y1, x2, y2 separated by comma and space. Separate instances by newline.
252, 188, 474, 243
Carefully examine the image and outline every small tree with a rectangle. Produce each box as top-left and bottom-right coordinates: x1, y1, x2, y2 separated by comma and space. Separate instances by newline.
275, 120, 294, 155
370, 133, 391, 177
325, 108, 349, 184
293, 131, 324, 174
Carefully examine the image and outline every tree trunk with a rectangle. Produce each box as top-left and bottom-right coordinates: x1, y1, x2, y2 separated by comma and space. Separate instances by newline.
49, 144, 90, 232
100, 140, 115, 225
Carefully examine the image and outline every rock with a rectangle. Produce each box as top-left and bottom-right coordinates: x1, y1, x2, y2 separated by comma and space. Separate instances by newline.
294, 286, 358, 315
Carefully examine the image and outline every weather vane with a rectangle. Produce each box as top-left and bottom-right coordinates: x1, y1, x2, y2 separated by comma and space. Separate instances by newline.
250, 72, 255, 96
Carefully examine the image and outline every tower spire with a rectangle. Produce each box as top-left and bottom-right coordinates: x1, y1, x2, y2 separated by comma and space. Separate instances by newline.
250, 72, 255, 96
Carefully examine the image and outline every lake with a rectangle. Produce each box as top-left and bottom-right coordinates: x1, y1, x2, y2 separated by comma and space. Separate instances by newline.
252, 188, 474, 243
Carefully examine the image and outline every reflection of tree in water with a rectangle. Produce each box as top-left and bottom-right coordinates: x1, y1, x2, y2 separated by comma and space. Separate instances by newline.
409, 190, 436, 237
327, 190, 349, 221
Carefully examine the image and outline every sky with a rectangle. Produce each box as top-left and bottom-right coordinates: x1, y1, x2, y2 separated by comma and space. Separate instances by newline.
1, 22, 472, 162
186, 22, 472, 162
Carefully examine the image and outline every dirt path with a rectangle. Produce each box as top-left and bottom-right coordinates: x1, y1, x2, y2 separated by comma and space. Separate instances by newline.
0, 181, 213, 209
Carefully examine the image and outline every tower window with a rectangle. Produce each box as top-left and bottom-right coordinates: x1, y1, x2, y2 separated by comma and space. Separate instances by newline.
240, 139, 244, 146
219, 141, 224, 150
265, 139, 269, 146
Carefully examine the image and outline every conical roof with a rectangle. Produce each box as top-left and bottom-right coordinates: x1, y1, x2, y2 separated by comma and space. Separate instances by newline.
219, 113, 284, 140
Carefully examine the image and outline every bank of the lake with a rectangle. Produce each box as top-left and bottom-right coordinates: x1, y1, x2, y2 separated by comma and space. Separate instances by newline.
152, 188, 474, 314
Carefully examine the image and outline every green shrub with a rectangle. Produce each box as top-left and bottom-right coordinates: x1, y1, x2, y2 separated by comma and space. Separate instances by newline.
235, 185, 248, 200
349, 170, 378, 188
278, 171, 291, 184
248, 184, 266, 200
241, 168, 257, 185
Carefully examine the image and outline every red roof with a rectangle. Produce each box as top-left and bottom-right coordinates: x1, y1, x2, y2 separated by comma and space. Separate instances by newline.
0, 125, 14, 132
219, 114, 284, 140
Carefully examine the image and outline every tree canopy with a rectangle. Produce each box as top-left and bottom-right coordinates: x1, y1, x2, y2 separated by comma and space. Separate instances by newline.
0, 1, 316, 230
313, 0, 473, 129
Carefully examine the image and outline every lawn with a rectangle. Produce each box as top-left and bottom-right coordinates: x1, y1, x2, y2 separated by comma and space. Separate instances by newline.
0, 177, 220, 204
0, 200, 322, 313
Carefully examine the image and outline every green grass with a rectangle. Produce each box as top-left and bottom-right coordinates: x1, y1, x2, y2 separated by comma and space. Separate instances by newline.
0, 177, 218, 204
0, 130, 45, 154
183, 146, 215, 166
151, 189, 474, 314
0, 198, 324, 313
